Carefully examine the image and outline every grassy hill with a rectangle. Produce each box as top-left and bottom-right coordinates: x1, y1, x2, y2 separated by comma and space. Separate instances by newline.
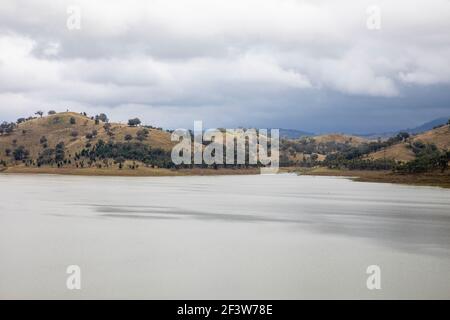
365, 125, 450, 162
412, 124, 450, 150
313, 134, 368, 146
364, 143, 416, 162
0, 112, 174, 167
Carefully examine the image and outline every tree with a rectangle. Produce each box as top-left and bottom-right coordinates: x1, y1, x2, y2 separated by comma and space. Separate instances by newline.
0, 122, 15, 135
439, 152, 449, 172
71, 131, 79, 138
17, 118, 26, 124
55, 142, 65, 162
115, 156, 125, 169
70, 117, 76, 125
97, 113, 109, 123
124, 134, 133, 141
136, 128, 148, 141
128, 118, 141, 127
40, 136, 48, 144
103, 123, 112, 131
37, 148, 55, 165
13, 146, 29, 161
48, 110, 56, 115
35, 111, 44, 117
136, 129, 149, 141
397, 131, 410, 141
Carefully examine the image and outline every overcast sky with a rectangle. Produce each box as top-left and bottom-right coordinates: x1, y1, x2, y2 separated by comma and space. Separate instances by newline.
0, 0, 449, 133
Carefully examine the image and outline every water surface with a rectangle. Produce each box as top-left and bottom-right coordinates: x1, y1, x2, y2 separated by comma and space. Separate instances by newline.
1, 173, 449, 299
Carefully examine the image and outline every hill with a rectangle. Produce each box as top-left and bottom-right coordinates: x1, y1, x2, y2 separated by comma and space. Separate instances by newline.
0, 112, 174, 169
412, 124, 450, 150
279, 128, 314, 139
364, 125, 450, 162
364, 143, 416, 162
313, 134, 368, 146
356, 117, 449, 139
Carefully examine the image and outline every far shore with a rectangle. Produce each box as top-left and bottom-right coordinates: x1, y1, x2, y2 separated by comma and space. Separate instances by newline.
282, 167, 450, 189
0, 165, 261, 177
1, 165, 450, 188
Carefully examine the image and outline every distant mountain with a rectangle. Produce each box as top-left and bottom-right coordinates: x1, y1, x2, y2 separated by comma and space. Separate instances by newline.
356, 117, 449, 139
279, 128, 314, 139
403, 117, 449, 135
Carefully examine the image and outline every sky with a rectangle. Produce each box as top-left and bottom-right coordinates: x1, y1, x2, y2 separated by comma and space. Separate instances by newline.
0, 0, 449, 133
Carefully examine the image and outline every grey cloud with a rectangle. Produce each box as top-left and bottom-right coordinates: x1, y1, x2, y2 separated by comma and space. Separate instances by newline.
0, 0, 449, 132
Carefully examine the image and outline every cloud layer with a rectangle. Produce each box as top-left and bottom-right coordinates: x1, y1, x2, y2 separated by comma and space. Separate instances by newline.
0, 0, 449, 132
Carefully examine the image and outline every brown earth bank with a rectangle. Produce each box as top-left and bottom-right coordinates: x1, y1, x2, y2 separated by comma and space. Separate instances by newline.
3, 164, 450, 189
0, 165, 260, 177
281, 167, 450, 188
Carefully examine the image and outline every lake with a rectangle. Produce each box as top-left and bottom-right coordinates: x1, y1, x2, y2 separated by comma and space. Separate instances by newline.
0, 173, 449, 299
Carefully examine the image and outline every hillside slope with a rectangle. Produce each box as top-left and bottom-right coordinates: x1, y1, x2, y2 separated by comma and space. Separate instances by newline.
0, 112, 174, 164
412, 124, 450, 150
365, 125, 450, 162
313, 134, 368, 146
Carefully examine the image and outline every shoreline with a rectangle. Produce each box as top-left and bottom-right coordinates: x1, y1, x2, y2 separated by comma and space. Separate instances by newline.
1, 165, 450, 188
0, 165, 261, 177
283, 167, 450, 189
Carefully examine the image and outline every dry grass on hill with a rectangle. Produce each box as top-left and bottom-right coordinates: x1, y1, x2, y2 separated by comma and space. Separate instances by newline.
0, 112, 174, 163
313, 134, 368, 146
413, 125, 450, 150
364, 143, 416, 162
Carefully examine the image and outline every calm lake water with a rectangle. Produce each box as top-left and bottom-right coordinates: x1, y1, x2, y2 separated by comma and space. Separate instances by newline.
1, 173, 450, 299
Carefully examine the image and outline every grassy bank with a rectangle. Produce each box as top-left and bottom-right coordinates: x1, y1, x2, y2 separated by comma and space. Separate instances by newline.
283, 167, 450, 188
2, 165, 450, 188
0, 165, 260, 177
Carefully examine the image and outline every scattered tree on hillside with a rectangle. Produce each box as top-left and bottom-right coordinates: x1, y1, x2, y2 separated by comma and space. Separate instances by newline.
37, 148, 55, 166
103, 123, 112, 131
97, 113, 109, 123
397, 131, 410, 141
128, 118, 141, 127
35, 111, 44, 117
136, 128, 149, 141
55, 142, 65, 162
70, 117, 76, 125
17, 118, 26, 124
48, 110, 56, 115
0, 122, 16, 135
124, 134, 133, 141
13, 146, 29, 161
